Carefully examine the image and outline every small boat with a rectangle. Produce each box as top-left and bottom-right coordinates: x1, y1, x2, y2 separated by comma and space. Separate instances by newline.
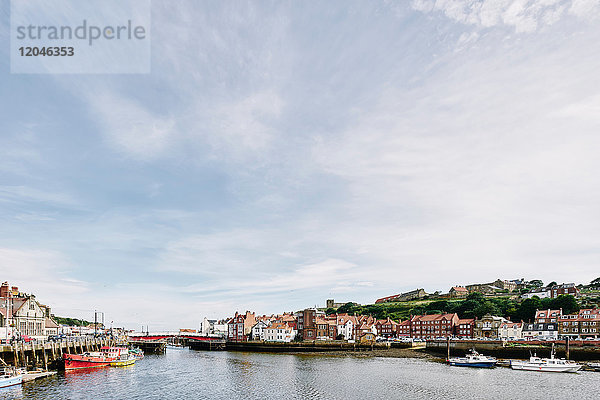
64, 352, 115, 370
102, 347, 136, 367
0, 367, 22, 388
448, 349, 497, 368
511, 353, 582, 373
110, 355, 136, 367
129, 348, 144, 360
589, 362, 600, 371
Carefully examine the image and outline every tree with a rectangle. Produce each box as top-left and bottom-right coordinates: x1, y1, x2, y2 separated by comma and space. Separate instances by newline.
550, 295, 580, 315
337, 302, 358, 314
473, 301, 501, 318
547, 281, 557, 288
426, 301, 449, 313
528, 280, 543, 288
466, 292, 485, 302
514, 297, 542, 322
590, 277, 600, 289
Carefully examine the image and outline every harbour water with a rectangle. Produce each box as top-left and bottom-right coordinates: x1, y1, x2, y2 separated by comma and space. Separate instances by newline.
2, 348, 598, 399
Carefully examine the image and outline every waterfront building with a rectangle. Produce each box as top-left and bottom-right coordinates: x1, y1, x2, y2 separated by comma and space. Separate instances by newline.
251, 320, 270, 341
276, 313, 297, 330
534, 309, 562, 324
296, 308, 323, 340
397, 320, 411, 337
473, 315, 510, 339
227, 311, 256, 342
410, 313, 459, 339
375, 318, 399, 338
454, 318, 474, 338
199, 317, 228, 336
264, 322, 296, 342
498, 322, 523, 340
0, 282, 58, 340
358, 331, 376, 343
335, 314, 357, 340
355, 315, 377, 338
521, 322, 558, 341
558, 308, 599, 339
45, 318, 59, 336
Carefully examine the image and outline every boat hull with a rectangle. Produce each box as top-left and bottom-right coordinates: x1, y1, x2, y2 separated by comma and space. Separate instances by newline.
511, 363, 581, 373
110, 358, 136, 367
64, 354, 113, 370
449, 361, 496, 368
0, 375, 22, 388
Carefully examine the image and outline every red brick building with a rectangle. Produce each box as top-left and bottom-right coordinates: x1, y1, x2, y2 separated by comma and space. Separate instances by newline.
454, 318, 474, 338
227, 311, 256, 341
397, 320, 411, 337
410, 313, 459, 339
549, 284, 580, 298
375, 318, 399, 338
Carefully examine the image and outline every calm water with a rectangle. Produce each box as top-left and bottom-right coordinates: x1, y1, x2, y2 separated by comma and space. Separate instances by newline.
2, 348, 598, 399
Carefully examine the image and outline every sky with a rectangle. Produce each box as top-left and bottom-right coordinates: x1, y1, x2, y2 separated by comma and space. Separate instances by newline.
1, 0, 600, 331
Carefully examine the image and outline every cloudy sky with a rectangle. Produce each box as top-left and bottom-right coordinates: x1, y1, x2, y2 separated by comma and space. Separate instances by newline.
1, 0, 600, 330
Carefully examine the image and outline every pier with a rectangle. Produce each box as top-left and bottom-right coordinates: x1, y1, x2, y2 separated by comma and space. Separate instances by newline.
128, 339, 167, 354
0, 337, 115, 369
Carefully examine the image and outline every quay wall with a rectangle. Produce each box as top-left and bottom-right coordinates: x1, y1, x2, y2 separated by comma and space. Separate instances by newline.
426, 340, 600, 361
0, 338, 114, 369
225, 340, 417, 352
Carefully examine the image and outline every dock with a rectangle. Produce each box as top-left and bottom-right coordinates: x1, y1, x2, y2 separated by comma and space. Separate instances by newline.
128, 339, 167, 354
0, 337, 115, 369
22, 370, 57, 383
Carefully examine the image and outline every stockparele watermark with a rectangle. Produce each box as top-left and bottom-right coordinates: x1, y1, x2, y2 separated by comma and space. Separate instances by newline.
10, 0, 151, 74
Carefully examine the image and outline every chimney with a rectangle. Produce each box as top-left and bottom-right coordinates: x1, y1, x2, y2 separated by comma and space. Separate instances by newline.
0, 282, 8, 298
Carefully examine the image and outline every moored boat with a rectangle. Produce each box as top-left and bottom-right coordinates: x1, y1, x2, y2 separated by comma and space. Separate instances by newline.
589, 362, 600, 371
64, 352, 115, 370
102, 347, 136, 367
448, 349, 497, 368
0, 367, 22, 388
510, 354, 582, 373
129, 348, 144, 360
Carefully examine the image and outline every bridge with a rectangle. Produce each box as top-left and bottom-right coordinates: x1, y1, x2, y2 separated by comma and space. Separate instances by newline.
128, 332, 223, 341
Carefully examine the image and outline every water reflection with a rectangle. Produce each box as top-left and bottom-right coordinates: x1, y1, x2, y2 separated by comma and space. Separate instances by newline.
8, 348, 600, 399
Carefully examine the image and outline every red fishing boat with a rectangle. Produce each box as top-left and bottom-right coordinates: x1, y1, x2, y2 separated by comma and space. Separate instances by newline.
64, 351, 116, 370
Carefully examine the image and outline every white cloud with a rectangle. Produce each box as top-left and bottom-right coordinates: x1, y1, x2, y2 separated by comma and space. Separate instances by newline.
88, 92, 176, 161
412, 0, 598, 32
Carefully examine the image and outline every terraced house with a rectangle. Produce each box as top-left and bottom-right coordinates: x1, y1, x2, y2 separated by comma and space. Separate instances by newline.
558, 308, 599, 339
410, 313, 459, 339
473, 315, 510, 339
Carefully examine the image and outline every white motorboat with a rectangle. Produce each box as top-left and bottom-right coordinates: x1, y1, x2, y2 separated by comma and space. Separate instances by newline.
589, 362, 600, 371
511, 353, 582, 373
448, 349, 497, 368
0, 367, 22, 388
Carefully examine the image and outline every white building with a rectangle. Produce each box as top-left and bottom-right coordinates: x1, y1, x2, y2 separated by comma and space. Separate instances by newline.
336, 315, 356, 340
264, 323, 296, 342
199, 317, 228, 337
522, 323, 559, 341
251, 320, 270, 341
521, 290, 551, 299
498, 322, 523, 340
